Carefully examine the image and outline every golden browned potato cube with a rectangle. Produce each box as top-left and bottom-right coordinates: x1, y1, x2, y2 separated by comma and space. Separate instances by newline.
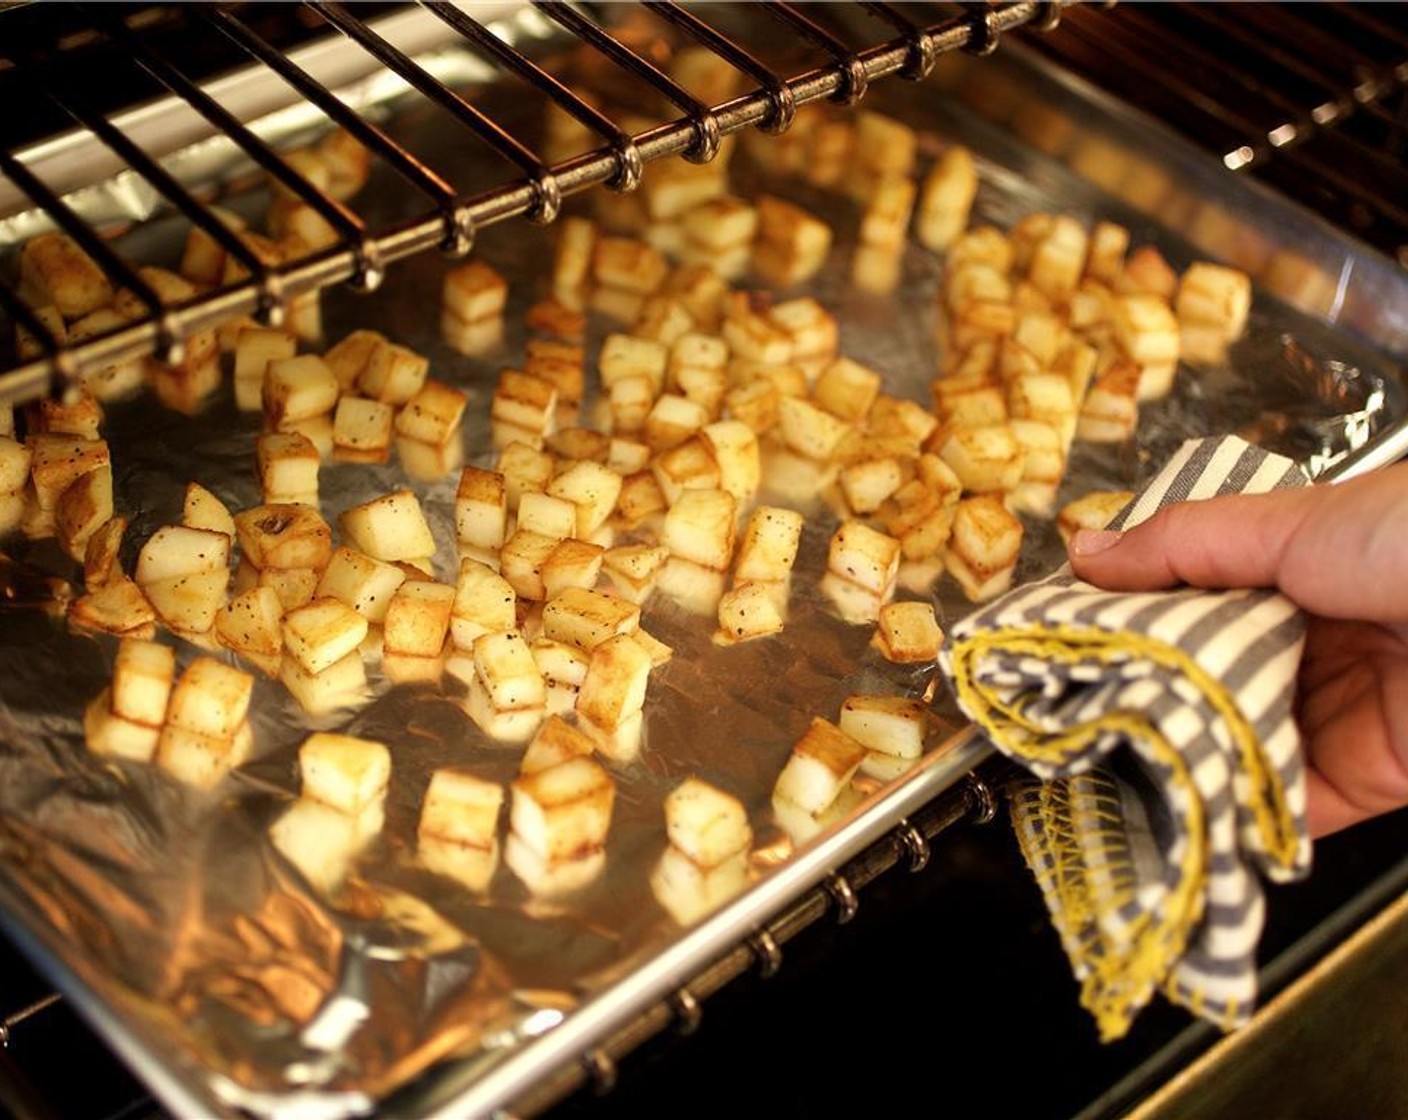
542, 538, 605, 600
339, 489, 436, 563
723, 379, 780, 435
1112, 293, 1180, 374
1086, 221, 1129, 286
665, 777, 752, 868
509, 755, 615, 862
83, 687, 160, 762
1118, 244, 1179, 300
525, 338, 586, 405
383, 580, 455, 658
916, 145, 978, 252
282, 597, 368, 676
356, 341, 429, 406
450, 558, 515, 650
470, 629, 545, 714
732, 505, 803, 583
1076, 359, 1141, 444
937, 423, 1025, 494
1175, 260, 1252, 358
495, 443, 554, 512
443, 258, 507, 325
499, 527, 558, 602
839, 693, 927, 763
215, 586, 284, 672
661, 488, 737, 572
299, 731, 391, 814
542, 586, 640, 653
256, 431, 319, 505
82, 515, 126, 587
773, 717, 866, 815
54, 463, 112, 561
838, 456, 905, 517
69, 576, 156, 640
27, 434, 109, 512
777, 396, 851, 463
156, 721, 252, 791
547, 460, 624, 538
395, 380, 468, 447
235, 504, 332, 572
602, 543, 669, 603
262, 354, 338, 429
31, 385, 103, 440
516, 491, 577, 541
828, 520, 901, 597
322, 329, 387, 393
752, 195, 832, 288
592, 236, 668, 295
20, 232, 114, 320
329, 397, 393, 464
714, 580, 787, 645
576, 632, 653, 730
1056, 489, 1135, 547
166, 655, 254, 740
491, 369, 558, 437
870, 600, 943, 664
946, 494, 1023, 602
179, 482, 234, 541
280, 649, 366, 715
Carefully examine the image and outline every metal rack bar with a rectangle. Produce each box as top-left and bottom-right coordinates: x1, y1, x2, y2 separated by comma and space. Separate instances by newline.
1, 1, 1067, 406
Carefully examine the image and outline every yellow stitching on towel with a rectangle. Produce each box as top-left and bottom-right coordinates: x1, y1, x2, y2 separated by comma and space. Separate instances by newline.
951, 625, 1298, 870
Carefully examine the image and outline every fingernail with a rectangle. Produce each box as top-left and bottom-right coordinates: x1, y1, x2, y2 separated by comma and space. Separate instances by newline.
1070, 529, 1123, 557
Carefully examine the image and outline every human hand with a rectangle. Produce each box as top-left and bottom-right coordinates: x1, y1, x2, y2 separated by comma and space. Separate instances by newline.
1068, 463, 1408, 839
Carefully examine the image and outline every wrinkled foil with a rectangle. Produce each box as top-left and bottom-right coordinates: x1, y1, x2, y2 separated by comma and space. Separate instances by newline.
0, 9, 1403, 1120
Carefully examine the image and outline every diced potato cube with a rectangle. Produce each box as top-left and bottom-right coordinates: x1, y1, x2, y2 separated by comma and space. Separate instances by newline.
521, 714, 595, 774
215, 585, 284, 672
552, 215, 596, 307
871, 600, 943, 664
777, 396, 851, 462
473, 630, 545, 712
721, 301, 793, 365
773, 717, 866, 815
1176, 261, 1251, 347
256, 431, 320, 503
665, 777, 752, 868
383, 580, 455, 658
357, 341, 429, 406
32, 385, 103, 439
547, 460, 623, 538
451, 559, 516, 649
135, 524, 229, 584
599, 333, 668, 396
394, 380, 468, 446
515, 492, 577, 541
419, 768, 504, 850
511, 751, 615, 860
1118, 245, 1178, 300
491, 369, 558, 437
111, 637, 176, 726
644, 393, 708, 454
332, 397, 394, 463
715, 580, 787, 644
455, 467, 507, 552
142, 569, 230, 635
828, 520, 900, 597
1112, 293, 1180, 367
768, 297, 839, 361
499, 528, 559, 601
700, 420, 760, 504
54, 463, 112, 561
323, 329, 388, 393
272, 797, 384, 895
547, 425, 611, 464
602, 543, 669, 603
234, 504, 332, 572
858, 174, 916, 251
592, 236, 667, 295
542, 538, 604, 599
937, 423, 1025, 494
68, 576, 155, 639
166, 655, 254, 739
282, 597, 369, 676
182, 482, 235, 540
576, 632, 652, 730
84, 688, 161, 762
838, 695, 926, 760
280, 649, 367, 715
917, 145, 979, 252
263, 354, 338, 427
651, 843, 749, 926
946, 494, 1023, 602
1056, 489, 1135, 547
27, 434, 109, 512
20, 232, 114, 319
723, 379, 780, 435
299, 731, 391, 814
734, 506, 804, 583
542, 586, 639, 653
339, 490, 437, 563
443, 259, 507, 324
156, 721, 253, 791
614, 470, 668, 532
662, 488, 736, 571
839, 456, 905, 516
752, 195, 832, 288
1076, 360, 1140, 443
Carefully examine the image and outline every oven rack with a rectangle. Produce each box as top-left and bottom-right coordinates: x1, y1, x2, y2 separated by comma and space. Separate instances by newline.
0, 0, 1077, 409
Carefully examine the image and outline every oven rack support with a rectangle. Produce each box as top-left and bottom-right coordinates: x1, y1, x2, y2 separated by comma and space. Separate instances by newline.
0, 0, 1078, 408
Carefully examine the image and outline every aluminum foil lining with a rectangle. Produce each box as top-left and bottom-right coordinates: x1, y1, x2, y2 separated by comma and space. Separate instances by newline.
0, 8, 1402, 1119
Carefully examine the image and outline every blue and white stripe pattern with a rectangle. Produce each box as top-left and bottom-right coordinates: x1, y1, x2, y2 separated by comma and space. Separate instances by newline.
940, 435, 1311, 1039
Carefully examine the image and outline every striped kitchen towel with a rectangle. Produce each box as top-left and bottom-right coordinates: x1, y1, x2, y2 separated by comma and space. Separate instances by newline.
939, 435, 1313, 1041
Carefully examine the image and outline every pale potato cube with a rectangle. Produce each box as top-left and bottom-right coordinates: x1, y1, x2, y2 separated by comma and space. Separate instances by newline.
723, 379, 780, 435
182, 482, 235, 540
135, 524, 229, 584
700, 420, 760, 504
473, 630, 545, 712
1176, 260, 1251, 344
272, 797, 385, 895
768, 297, 839, 361
111, 638, 176, 726
497, 443, 555, 510
601, 543, 669, 603
917, 145, 979, 252
263, 354, 338, 427
662, 488, 736, 571
1076, 360, 1140, 443
946, 494, 1023, 602
542, 538, 604, 599
937, 423, 1026, 494
609, 438, 653, 477
838, 695, 927, 760
1057, 489, 1135, 547
651, 844, 749, 926
443, 259, 507, 324
299, 731, 391, 814
280, 649, 367, 715
752, 195, 832, 288
665, 777, 752, 868
547, 460, 623, 538
644, 393, 708, 454
839, 456, 905, 516
324, 329, 388, 392
1112, 293, 1180, 367
614, 470, 668, 532
451, 559, 516, 649
419, 768, 504, 850
592, 236, 667, 295
156, 721, 252, 791
504, 832, 606, 895
551, 215, 596, 307
516, 492, 578, 540
499, 528, 559, 601
394, 380, 468, 446
383, 579, 455, 658
340, 489, 437, 563
282, 597, 368, 676
828, 520, 900, 597
0, 436, 31, 494
715, 580, 787, 644
547, 425, 611, 464
600, 333, 668, 395
734, 506, 804, 583
777, 396, 851, 463
332, 397, 394, 463
871, 601, 943, 664
773, 717, 866, 815
166, 656, 254, 739
858, 174, 916, 251
234, 504, 332, 572
27, 434, 109, 512
20, 232, 113, 319
315, 548, 406, 627
143, 570, 229, 634
84, 688, 161, 762
510, 755, 615, 860
542, 586, 639, 653
357, 341, 429, 406
256, 431, 320, 503
576, 632, 652, 730
215, 585, 284, 663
